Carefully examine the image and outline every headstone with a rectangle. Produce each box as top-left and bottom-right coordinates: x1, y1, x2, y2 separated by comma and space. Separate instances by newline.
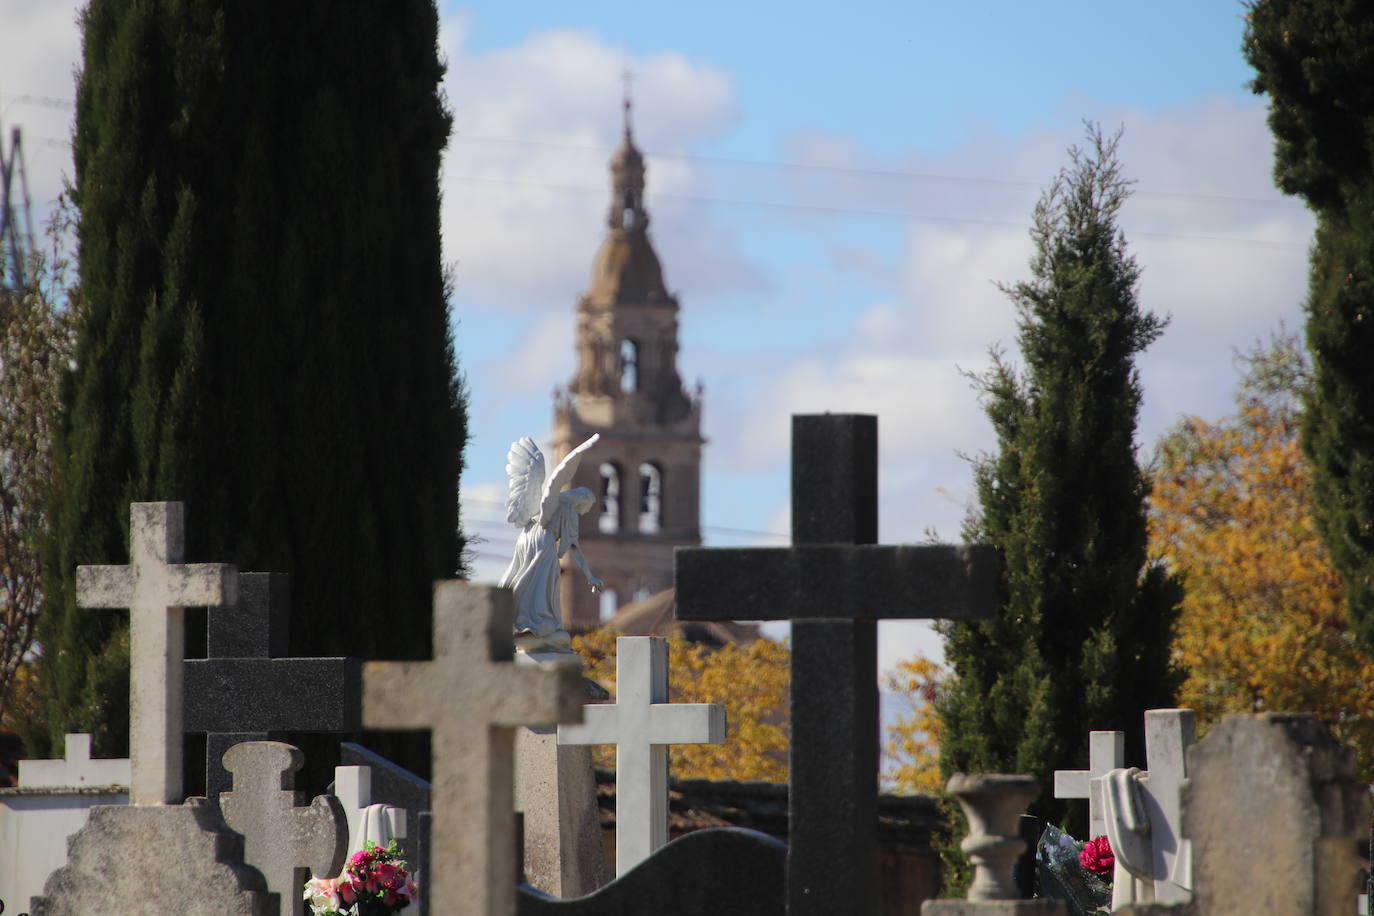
29, 798, 273, 915
334, 765, 406, 860
1117, 713, 1367, 916
184, 572, 361, 798
76, 501, 237, 804
338, 742, 431, 915
219, 741, 348, 916
922, 774, 1064, 915
558, 635, 725, 876
361, 581, 583, 916
514, 727, 606, 897
1051, 730, 1123, 840
0, 736, 130, 916
1096, 709, 1195, 905
675, 414, 997, 916
516, 827, 787, 916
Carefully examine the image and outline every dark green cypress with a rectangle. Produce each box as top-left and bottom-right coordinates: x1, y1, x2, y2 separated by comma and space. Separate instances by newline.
937, 128, 1182, 842
1245, 1, 1374, 650
35, 1, 465, 764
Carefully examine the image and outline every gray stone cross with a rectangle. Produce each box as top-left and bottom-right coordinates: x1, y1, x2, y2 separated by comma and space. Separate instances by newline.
184, 572, 361, 798
675, 414, 996, 916
558, 635, 725, 876
1052, 730, 1125, 840
362, 581, 584, 916
219, 741, 348, 916
76, 501, 237, 805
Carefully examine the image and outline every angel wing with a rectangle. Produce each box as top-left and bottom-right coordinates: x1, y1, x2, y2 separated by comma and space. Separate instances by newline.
504, 437, 547, 526
539, 433, 601, 527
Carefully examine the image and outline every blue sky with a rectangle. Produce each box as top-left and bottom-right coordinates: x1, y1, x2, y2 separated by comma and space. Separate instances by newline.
3, 2, 1313, 674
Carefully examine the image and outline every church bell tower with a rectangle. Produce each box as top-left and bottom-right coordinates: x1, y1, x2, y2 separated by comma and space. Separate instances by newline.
552, 99, 704, 630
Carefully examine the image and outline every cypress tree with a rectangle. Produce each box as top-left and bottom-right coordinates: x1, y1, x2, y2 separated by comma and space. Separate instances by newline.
1245, 1, 1374, 650
35, 1, 465, 763
937, 128, 1181, 837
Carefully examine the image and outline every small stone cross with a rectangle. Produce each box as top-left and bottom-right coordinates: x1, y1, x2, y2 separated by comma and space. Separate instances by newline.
18, 733, 130, 788
220, 741, 349, 916
362, 581, 584, 916
1052, 730, 1124, 840
675, 414, 996, 916
184, 571, 361, 798
557, 635, 725, 875
76, 501, 237, 805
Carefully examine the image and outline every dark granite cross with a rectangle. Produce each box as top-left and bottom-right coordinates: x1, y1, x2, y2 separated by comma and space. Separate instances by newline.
184, 572, 362, 798
675, 414, 996, 916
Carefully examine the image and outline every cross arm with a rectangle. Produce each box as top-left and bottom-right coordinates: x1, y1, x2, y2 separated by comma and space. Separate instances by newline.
675, 544, 998, 622
491, 666, 584, 728
75, 566, 137, 607
184, 657, 363, 731
557, 703, 621, 746
649, 703, 725, 745
165, 563, 238, 607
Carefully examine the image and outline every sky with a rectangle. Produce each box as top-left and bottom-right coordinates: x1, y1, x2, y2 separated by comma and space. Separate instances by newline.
1, 2, 1315, 679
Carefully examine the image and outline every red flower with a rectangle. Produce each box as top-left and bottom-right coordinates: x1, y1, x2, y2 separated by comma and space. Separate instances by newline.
1080, 835, 1115, 875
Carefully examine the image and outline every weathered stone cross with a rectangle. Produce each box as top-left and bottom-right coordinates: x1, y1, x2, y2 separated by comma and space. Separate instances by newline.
362, 581, 584, 916
558, 635, 726, 876
220, 740, 349, 916
675, 414, 996, 916
1052, 729, 1125, 840
76, 501, 237, 805
184, 571, 361, 798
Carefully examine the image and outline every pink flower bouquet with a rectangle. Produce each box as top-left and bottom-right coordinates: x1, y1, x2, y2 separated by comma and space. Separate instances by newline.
304, 840, 418, 916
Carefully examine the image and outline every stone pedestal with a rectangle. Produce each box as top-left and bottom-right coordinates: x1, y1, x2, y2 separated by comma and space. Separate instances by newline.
515, 726, 607, 897
922, 773, 1066, 916
30, 799, 273, 915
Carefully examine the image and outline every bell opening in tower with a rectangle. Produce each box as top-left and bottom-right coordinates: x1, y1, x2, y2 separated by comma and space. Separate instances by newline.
619, 339, 639, 392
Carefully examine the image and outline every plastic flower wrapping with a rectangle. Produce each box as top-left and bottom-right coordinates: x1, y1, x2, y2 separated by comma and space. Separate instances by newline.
304, 840, 418, 915
1035, 824, 1112, 916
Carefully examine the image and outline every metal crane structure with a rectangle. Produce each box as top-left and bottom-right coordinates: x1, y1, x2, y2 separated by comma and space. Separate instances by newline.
0, 123, 35, 293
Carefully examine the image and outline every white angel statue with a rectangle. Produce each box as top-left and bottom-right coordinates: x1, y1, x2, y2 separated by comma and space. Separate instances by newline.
498, 434, 603, 651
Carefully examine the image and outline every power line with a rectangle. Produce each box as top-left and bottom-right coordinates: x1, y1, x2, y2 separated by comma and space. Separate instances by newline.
462, 497, 789, 541
0, 93, 74, 110
445, 173, 1309, 251
452, 133, 1303, 210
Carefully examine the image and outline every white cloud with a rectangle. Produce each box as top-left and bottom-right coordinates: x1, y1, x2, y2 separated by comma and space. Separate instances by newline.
718, 94, 1313, 558
437, 19, 761, 309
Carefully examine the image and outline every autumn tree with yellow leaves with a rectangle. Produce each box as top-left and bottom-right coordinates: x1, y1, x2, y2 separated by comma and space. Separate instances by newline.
571, 629, 790, 783
881, 656, 947, 795
1150, 333, 1374, 779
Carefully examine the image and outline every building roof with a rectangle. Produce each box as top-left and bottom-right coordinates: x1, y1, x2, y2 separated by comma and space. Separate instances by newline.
586, 230, 670, 306
607, 588, 761, 648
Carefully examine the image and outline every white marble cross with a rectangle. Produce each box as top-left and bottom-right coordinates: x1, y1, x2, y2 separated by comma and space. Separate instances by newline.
1096, 708, 1196, 905
76, 502, 236, 805
362, 581, 583, 916
558, 635, 726, 875
18, 733, 131, 788
1052, 729, 1124, 840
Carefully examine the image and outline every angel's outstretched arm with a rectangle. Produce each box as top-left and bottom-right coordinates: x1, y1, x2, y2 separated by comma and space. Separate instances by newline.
568, 543, 603, 593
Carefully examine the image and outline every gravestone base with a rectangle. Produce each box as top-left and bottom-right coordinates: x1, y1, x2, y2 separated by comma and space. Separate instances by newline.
515, 726, 607, 896
30, 798, 273, 915
923, 901, 1067, 915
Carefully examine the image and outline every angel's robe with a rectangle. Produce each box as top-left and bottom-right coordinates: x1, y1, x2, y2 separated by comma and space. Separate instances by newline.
499, 492, 583, 638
